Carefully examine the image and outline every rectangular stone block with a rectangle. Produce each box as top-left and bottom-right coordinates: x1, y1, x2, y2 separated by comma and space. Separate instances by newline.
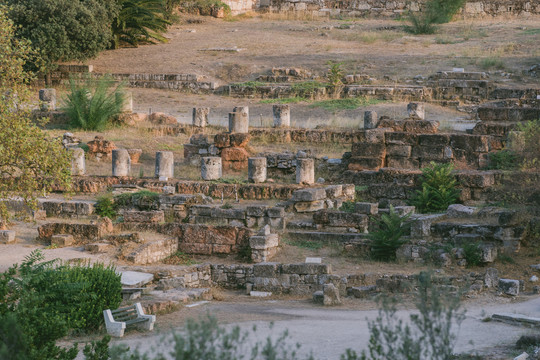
179, 242, 212, 255
354, 202, 378, 215
190, 205, 213, 216
51, 234, 75, 247
124, 210, 165, 223
348, 157, 384, 171
246, 205, 268, 217
294, 201, 325, 213
351, 143, 386, 158
292, 188, 326, 202
266, 207, 285, 218
212, 208, 246, 220
282, 263, 332, 275
0, 230, 16, 244
325, 185, 343, 199
386, 144, 412, 157
253, 262, 281, 277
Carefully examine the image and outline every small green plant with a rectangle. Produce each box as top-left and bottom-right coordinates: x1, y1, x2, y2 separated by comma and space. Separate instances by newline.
310, 98, 384, 112
462, 242, 483, 267
179, 0, 231, 17
410, 162, 460, 213
163, 251, 196, 265
213, 177, 246, 185
221, 202, 233, 209
94, 194, 117, 219
114, 190, 160, 210
405, 0, 466, 34
479, 56, 505, 70
326, 61, 344, 99
496, 253, 516, 264
284, 238, 324, 251
339, 201, 356, 213
63, 76, 126, 131
515, 119, 540, 169
368, 206, 411, 261
487, 149, 519, 170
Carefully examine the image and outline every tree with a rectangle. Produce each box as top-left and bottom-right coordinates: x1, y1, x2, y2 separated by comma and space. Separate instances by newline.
111, 0, 170, 49
0, 7, 72, 223
5, 0, 120, 76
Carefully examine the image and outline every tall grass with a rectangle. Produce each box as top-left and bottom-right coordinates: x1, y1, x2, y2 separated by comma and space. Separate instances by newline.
63, 76, 126, 131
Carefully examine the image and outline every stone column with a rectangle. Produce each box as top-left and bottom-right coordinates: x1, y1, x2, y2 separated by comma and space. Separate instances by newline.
248, 157, 267, 183
39, 88, 56, 111
407, 102, 425, 120
70, 148, 85, 176
201, 157, 222, 180
273, 104, 290, 127
296, 158, 314, 185
112, 149, 131, 176
193, 107, 209, 128
119, 91, 133, 113
155, 151, 174, 179
229, 106, 249, 133
364, 111, 378, 129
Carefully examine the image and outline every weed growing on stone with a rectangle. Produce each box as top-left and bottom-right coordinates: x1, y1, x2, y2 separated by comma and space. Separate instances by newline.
462, 242, 483, 267
163, 250, 196, 265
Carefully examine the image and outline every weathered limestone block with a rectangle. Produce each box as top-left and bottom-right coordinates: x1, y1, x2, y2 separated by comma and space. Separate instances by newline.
87, 136, 116, 160
193, 107, 209, 127
253, 262, 281, 277
498, 278, 519, 296
112, 149, 131, 176
447, 204, 476, 218
229, 106, 249, 133
296, 158, 315, 184
281, 263, 331, 275
292, 188, 326, 202
386, 144, 412, 158
407, 102, 425, 120
70, 148, 85, 176
51, 234, 74, 247
248, 157, 267, 183
149, 112, 177, 125
39, 88, 56, 111
214, 133, 230, 148
351, 143, 386, 158
313, 210, 369, 230
221, 147, 249, 161
250, 233, 279, 263
364, 110, 378, 129
230, 133, 251, 147
294, 201, 325, 213
484, 268, 499, 288
354, 202, 378, 215
126, 238, 178, 265
201, 157, 222, 180
124, 210, 165, 223
323, 283, 342, 306
127, 149, 142, 164
325, 185, 342, 199
273, 104, 290, 127
155, 151, 174, 179
350, 285, 377, 298
0, 230, 16, 244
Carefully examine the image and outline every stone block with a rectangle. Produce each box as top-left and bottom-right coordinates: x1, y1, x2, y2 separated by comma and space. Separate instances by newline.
313, 290, 324, 304
457, 171, 495, 188
180, 242, 213, 255
294, 201, 325, 213
292, 188, 326, 202
282, 263, 331, 275
407, 102, 425, 119
354, 202, 378, 215
253, 262, 281, 277
0, 230, 16, 244
246, 205, 268, 217
498, 278, 519, 296
85, 242, 112, 253
266, 207, 285, 218
447, 204, 476, 218
342, 184, 356, 200
350, 285, 377, 298
250, 234, 279, 249
214, 134, 230, 148
484, 268, 499, 288
351, 143, 386, 158
124, 210, 165, 223
323, 283, 342, 306
325, 185, 343, 199
386, 144, 412, 157
221, 147, 249, 162
364, 111, 378, 129
51, 234, 75, 247
348, 157, 384, 171
386, 156, 419, 169
230, 133, 251, 147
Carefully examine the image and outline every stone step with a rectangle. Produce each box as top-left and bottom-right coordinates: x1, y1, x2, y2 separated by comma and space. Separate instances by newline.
286, 230, 369, 244
492, 313, 540, 328
286, 220, 320, 231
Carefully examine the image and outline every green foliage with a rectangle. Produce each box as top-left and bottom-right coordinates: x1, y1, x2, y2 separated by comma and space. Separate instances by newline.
514, 119, 540, 169
410, 162, 460, 213
178, 0, 231, 17
163, 251, 196, 265
95, 194, 118, 219
291, 81, 327, 98
233, 81, 267, 89
112, 0, 171, 49
405, 0, 466, 34
83, 336, 113, 360
487, 149, 519, 170
0, 250, 121, 359
285, 238, 324, 251
496, 253, 516, 264
368, 206, 410, 261
0, 8, 72, 222
339, 201, 356, 213
5, 0, 119, 74
326, 61, 344, 99
310, 98, 384, 112
479, 57, 505, 70
462, 242, 483, 267
221, 202, 233, 209
343, 271, 465, 360
63, 76, 126, 131
114, 190, 160, 210
259, 97, 307, 104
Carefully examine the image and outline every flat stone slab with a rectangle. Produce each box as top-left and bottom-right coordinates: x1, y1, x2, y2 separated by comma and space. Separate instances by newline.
250, 291, 272, 297
120, 271, 154, 287
492, 313, 540, 328
305, 257, 322, 263
185, 301, 210, 308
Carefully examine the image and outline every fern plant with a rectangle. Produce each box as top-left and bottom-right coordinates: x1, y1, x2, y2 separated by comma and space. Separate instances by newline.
368, 206, 411, 261
411, 162, 460, 213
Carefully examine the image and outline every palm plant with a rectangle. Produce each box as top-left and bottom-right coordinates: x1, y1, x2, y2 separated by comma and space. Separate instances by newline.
368, 206, 411, 261
112, 0, 170, 49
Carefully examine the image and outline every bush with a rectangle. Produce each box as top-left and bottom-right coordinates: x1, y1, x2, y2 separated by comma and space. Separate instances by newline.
63, 76, 126, 131
368, 206, 411, 261
178, 0, 231, 17
514, 119, 540, 169
114, 190, 160, 210
405, 0, 466, 34
95, 194, 117, 219
487, 149, 519, 170
343, 271, 465, 360
462, 242, 483, 267
410, 162, 460, 213
339, 201, 355, 213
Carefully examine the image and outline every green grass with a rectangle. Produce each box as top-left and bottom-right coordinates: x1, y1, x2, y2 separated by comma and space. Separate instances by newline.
522, 28, 540, 35
310, 98, 384, 111
284, 239, 324, 250
479, 57, 505, 70
212, 177, 247, 184
232, 81, 267, 88
259, 97, 307, 104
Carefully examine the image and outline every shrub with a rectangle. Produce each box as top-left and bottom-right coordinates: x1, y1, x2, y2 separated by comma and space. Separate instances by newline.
410, 162, 460, 213
487, 149, 519, 170
405, 0, 466, 34
178, 0, 231, 17
63, 76, 126, 131
343, 271, 465, 360
326, 61, 344, 99
114, 190, 160, 210
339, 201, 355, 213
368, 206, 411, 261
95, 194, 117, 219
514, 119, 540, 169
462, 242, 483, 267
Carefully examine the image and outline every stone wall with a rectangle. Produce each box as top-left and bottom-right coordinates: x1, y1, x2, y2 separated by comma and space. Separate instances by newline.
261, 0, 540, 18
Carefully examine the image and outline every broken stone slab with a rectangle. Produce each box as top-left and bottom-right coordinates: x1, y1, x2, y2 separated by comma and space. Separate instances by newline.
499, 278, 520, 296
0, 230, 16, 244
513, 352, 529, 360
51, 234, 75, 247
354, 202, 378, 215
120, 271, 154, 287
323, 283, 342, 306
305, 257, 322, 264
484, 268, 499, 288
447, 204, 476, 218
199, 47, 245, 52
85, 242, 112, 253
350, 285, 377, 298
492, 313, 540, 328
294, 200, 325, 213
250, 291, 272, 297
